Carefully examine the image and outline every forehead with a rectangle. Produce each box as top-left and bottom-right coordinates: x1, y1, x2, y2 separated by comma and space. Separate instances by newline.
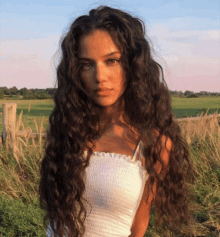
77, 30, 120, 57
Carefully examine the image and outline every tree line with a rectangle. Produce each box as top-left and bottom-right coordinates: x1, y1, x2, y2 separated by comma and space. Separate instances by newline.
0, 87, 55, 100
170, 90, 220, 98
0, 87, 219, 100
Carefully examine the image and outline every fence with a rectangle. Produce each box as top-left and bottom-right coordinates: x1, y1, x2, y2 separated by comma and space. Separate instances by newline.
0, 103, 46, 148
1, 103, 220, 147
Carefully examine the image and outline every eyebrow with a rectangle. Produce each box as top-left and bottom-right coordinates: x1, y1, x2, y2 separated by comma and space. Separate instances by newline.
78, 51, 121, 61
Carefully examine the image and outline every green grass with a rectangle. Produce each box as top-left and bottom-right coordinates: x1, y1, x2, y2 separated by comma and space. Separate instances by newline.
0, 194, 46, 237
171, 97, 220, 118
0, 97, 220, 133
0, 99, 53, 133
0, 129, 47, 236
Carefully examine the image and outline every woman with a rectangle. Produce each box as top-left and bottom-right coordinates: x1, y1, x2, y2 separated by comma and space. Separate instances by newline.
39, 5, 192, 237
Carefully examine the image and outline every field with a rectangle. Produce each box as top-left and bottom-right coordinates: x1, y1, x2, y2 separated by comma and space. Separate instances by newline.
0, 97, 219, 133
171, 97, 220, 118
0, 98, 220, 236
0, 99, 54, 133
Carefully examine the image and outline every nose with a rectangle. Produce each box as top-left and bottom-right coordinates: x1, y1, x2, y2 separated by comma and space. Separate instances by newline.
95, 63, 107, 83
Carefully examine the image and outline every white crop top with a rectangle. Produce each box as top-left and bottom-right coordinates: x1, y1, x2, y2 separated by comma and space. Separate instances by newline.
46, 140, 149, 237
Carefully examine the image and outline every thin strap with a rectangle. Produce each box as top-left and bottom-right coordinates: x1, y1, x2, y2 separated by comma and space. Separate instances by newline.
139, 141, 143, 163
132, 139, 142, 161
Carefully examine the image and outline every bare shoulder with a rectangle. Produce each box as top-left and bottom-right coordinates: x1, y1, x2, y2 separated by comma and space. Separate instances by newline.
161, 134, 172, 151
160, 135, 172, 171
152, 129, 172, 151
141, 133, 172, 169
147, 130, 172, 174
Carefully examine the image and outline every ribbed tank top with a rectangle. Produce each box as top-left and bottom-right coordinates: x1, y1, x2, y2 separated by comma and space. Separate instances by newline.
46, 140, 148, 237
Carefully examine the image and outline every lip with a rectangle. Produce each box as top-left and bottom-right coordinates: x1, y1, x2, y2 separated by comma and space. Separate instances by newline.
94, 87, 112, 92
94, 88, 113, 96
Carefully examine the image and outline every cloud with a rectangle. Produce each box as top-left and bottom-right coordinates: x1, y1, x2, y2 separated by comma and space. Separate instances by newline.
1, 16, 220, 92
146, 18, 220, 92
148, 24, 220, 57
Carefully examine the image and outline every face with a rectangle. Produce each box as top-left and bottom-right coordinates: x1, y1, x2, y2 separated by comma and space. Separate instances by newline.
77, 30, 126, 107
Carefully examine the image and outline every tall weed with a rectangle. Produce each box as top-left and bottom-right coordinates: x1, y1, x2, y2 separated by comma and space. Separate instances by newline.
0, 111, 219, 236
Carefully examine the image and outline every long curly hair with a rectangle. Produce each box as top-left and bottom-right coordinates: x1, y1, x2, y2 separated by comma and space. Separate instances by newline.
39, 5, 193, 236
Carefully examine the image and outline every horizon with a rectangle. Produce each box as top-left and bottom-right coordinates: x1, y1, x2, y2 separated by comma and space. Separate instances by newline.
1, 86, 220, 94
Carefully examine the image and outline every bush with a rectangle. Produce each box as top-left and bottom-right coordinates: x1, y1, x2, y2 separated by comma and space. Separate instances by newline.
23, 93, 52, 100
0, 90, 3, 99
187, 93, 199, 98
23, 94, 36, 100
0, 194, 47, 236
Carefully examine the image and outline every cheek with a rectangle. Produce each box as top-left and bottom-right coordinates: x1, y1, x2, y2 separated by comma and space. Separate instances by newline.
114, 71, 126, 88
80, 73, 93, 89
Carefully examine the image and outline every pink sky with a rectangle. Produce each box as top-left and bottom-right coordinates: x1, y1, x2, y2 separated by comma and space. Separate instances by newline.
1, 19, 219, 92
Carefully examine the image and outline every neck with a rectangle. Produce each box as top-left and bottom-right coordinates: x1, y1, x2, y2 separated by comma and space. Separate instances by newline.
99, 99, 127, 134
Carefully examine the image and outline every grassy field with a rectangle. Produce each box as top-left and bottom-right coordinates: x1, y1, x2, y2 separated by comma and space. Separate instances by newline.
0, 97, 219, 133
0, 99, 54, 134
0, 111, 219, 236
171, 97, 220, 118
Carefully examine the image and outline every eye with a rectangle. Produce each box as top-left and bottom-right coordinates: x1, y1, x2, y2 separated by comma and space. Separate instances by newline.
80, 63, 93, 70
107, 59, 119, 65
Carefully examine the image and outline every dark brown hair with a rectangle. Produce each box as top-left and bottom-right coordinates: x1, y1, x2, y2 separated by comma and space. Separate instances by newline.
39, 5, 193, 236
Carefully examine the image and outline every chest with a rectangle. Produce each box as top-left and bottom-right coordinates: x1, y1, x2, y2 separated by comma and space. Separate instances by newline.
95, 136, 136, 156
82, 153, 149, 236
87, 127, 145, 165
84, 154, 148, 207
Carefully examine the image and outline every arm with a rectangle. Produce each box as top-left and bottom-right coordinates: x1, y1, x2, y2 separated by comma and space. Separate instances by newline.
129, 136, 172, 237
128, 178, 154, 237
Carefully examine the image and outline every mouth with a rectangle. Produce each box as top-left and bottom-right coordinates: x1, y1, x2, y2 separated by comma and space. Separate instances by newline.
95, 89, 113, 96
94, 88, 112, 92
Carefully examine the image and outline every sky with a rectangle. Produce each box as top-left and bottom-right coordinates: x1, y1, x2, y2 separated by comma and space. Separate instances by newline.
0, 0, 219, 92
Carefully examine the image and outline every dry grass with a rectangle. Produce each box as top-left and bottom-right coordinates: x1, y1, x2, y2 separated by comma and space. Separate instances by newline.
147, 112, 220, 236
0, 111, 219, 236
0, 110, 46, 202
178, 111, 220, 236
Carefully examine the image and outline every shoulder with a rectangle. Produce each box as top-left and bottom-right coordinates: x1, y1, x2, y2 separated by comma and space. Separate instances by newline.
159, 135, 172, 171
141, 133, 172, 171
152, 129, 172, 152
161, 134, 172, 150
150, 130, 172, 174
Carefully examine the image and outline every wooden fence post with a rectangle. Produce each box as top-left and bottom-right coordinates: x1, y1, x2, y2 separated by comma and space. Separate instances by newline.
2, 103, 17, 150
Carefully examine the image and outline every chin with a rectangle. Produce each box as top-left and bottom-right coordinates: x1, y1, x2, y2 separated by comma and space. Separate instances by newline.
96, 101, 116, 107
94, 98, 118, 107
